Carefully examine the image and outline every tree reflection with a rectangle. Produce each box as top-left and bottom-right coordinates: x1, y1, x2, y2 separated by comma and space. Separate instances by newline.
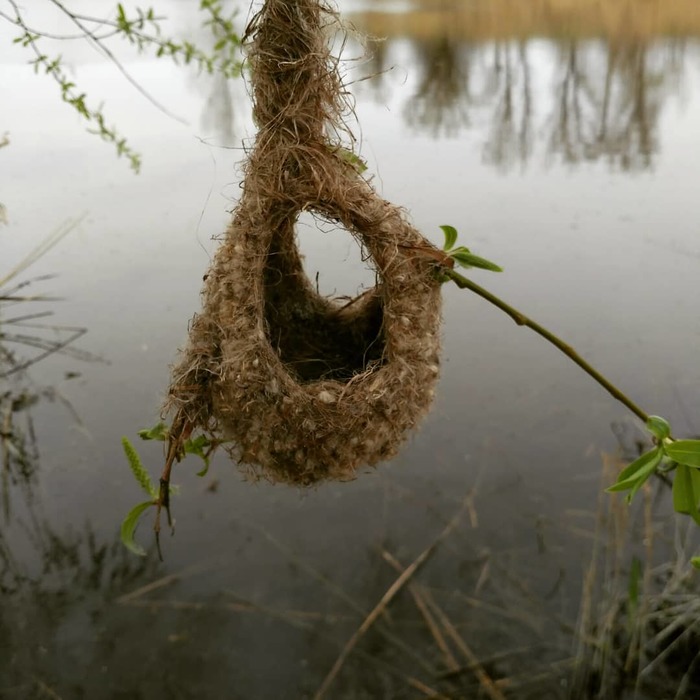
482, 41, 533, 171
404, 35, 473, 137
545, 40, 682, 170
2, 385, 41, 521
361, 36, 392, 105
546, 41, 599, 165
1, 271, 159, 693
0, 372, 160, 694
362, 32, 688, 172
590, 42, 668, 170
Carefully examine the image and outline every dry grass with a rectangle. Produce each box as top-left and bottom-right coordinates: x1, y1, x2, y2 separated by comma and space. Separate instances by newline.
570, 452, 700, 699
349, 0, 700, 41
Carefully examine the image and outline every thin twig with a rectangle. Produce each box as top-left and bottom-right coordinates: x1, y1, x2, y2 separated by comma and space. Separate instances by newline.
242, 519, 436, 675
33, 678, 64, 700
382, 550, 460, 673
154, 413, 192, 556
0, 328, 87, 379
115, 559, 215, 604
420, 589, 507, 700
1, 404, 12, 522
0, 217, 83, 288
443, 268, 650, 424
313, 493, 471, 700
406, 676, 451, 699
47, 0, 187, 124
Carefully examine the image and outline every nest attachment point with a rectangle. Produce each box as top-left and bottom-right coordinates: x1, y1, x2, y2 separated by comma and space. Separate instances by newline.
165, 0, 443, 485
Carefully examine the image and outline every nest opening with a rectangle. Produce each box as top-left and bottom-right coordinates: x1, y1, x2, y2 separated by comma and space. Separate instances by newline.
262, 211, 386, 384
295, 211, 377, 298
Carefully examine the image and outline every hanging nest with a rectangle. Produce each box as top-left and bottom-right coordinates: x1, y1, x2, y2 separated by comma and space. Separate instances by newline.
164, 0, 444, 485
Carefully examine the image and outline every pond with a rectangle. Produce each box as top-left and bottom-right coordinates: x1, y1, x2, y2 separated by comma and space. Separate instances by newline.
2, 1, 700, 698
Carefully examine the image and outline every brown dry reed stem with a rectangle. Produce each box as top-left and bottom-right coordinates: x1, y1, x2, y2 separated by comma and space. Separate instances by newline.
352, 0, 700, 42
406, 676, 451, 700
163, 0, 443, 486
382, 550, 461, 674
382, 549, 506, 700
32, 678, 64, 700
420, 588, 506, 700
240, 517, 436, 675
115, 559, 215, 605
121, 592, 440, 694
313, 493, 471, 700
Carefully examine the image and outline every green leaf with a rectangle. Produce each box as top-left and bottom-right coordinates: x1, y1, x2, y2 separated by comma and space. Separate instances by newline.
628, 458, 664, 503
606, 447, 662, 493
184, 435, 212, 476
120, 500, 154, 556
440, 225, 458, 251
672, 464, 700, 525
138, 422, 169, 441
334, 147, 367, 174
665, 440, 700, 468
611, 447, 658, 483
122, 437, 158, 498
646, 415, 671, 441
691, 557, 700, 570
449, 249, 503, 272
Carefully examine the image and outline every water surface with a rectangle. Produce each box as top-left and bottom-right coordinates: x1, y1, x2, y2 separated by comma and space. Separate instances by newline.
2, 1, 700, 697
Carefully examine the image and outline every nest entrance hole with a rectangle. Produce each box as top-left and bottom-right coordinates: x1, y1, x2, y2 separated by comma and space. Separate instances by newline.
296, 211, 377, 299
263, 212, 386, 383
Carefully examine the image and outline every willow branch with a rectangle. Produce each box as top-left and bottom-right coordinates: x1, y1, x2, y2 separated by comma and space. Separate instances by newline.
443, 268, 650, 425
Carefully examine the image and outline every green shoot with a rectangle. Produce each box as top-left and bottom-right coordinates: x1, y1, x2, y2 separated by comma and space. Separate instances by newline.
438, 241, 700, 565
334, 146, 368, 174
439, 224, 503, 272
120, 424, 220, 555
121, 437, 158, 499
605, 416, 700, 553
665, 440, 700, 468
672, 465, 700, 526
136, 421, 214, 475
138, 422, 169, 441
605, 447, 663, 502
121, 500, 155, 556
5, 1, 243, 171
183, 434, 214, 476
646, 415, 671, 441
120, 437, 158, 556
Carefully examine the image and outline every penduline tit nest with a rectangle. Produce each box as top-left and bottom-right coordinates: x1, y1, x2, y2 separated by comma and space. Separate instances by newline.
164, 0, 443, 485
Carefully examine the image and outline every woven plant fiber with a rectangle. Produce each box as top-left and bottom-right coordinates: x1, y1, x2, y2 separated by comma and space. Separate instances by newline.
165, 0, 443, 484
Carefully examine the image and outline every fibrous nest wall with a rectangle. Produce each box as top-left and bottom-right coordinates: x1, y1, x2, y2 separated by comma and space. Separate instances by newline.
164, 0, 443, 485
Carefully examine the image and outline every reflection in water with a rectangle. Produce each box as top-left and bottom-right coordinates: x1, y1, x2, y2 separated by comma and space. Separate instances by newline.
200, 72, 237, 145
179, 3, 247, 146
0, 376, 160, 694
2, 386, 42, 520
545, 40, 681, 170
362, 33, 691, 171
404, 36, 472, 137
481, 42, 533, 171
0, 369, 163, 696
1, 250, 159, 693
